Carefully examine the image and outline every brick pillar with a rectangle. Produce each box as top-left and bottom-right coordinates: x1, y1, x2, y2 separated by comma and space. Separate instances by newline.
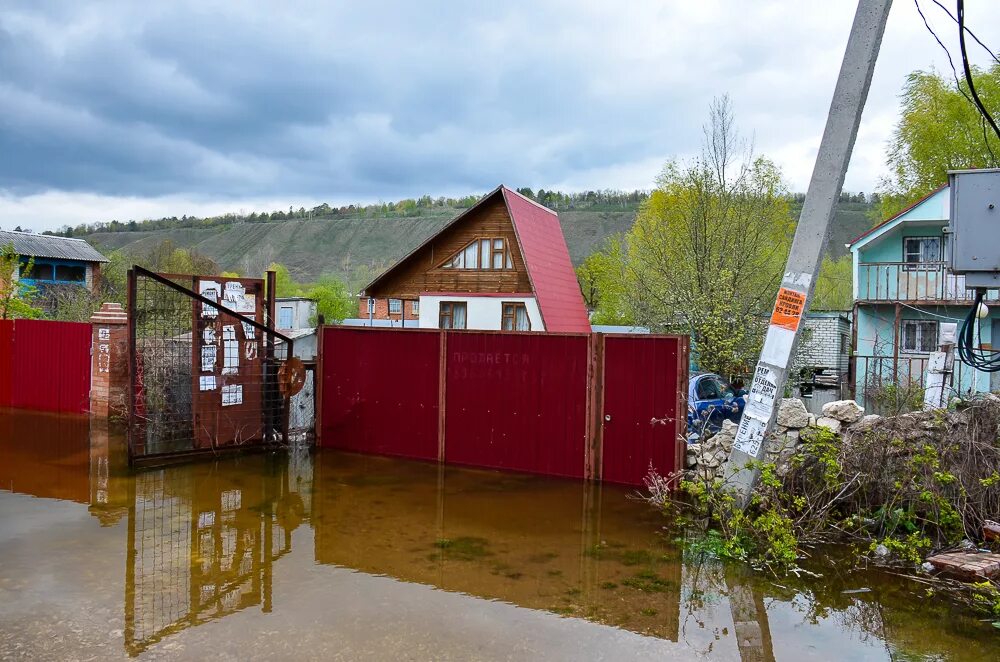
90, 302, 129, 418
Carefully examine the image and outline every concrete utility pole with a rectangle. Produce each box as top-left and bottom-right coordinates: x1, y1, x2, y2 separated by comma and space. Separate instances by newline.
725, 0, 893, 505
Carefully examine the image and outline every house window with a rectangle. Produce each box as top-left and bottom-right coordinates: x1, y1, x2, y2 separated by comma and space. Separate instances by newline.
55, 264, 86, 282
501, 302, 531, 331
367, 298, 375, 314
441, 238, 514, 270
439, 302, 467, 329
19, 260, 54, 281
278, 306, 294, 329
901, 320, 938, 353
388, 298, 402, 314
411, 300, 419, 314
903, 237, 942, 270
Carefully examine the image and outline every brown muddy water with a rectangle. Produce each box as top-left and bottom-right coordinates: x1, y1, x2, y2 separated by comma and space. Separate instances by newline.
0, 410, 997, 660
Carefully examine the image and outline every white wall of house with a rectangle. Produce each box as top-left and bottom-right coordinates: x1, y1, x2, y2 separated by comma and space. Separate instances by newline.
276, 298, 317, 330
417, 295, 544, 331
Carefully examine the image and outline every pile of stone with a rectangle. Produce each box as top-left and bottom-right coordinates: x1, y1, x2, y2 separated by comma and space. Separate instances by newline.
686, 397, 877, 480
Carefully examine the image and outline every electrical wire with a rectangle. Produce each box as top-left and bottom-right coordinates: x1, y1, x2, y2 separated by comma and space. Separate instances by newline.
957, 0, 1000, 142
931, 0, 1000, 65
913, 0, 998, 164
957, 289, 1000, 371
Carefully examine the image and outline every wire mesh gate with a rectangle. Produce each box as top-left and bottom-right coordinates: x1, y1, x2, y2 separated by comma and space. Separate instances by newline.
127, 267, 296, 464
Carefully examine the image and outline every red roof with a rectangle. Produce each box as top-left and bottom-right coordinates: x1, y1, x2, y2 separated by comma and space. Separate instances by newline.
502, 187, 591, 333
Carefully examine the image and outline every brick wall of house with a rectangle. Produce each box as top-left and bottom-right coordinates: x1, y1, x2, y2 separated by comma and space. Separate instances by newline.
792, 314, 852, 375
358, 296, 421, 323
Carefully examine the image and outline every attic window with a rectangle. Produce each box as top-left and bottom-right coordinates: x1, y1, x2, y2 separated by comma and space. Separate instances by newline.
441, 238, 514, 270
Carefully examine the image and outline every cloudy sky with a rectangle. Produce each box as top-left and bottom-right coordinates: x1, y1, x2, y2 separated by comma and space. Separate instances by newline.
1, 0, 998, 232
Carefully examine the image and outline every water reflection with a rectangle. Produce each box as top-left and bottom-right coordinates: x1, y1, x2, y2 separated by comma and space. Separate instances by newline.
1, 409, 998, 660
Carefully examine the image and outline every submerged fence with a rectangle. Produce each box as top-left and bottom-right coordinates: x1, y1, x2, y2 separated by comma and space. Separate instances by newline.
0, 318, 92, 414
318, 327, 688, 486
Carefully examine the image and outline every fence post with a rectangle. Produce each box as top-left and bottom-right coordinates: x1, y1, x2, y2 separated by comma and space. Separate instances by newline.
437, 331, 448, 463
586, 333, 606, 481
89, 303, 129, 418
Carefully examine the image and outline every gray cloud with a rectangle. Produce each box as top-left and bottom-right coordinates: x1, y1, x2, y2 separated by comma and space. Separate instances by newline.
1, 0, 999, 230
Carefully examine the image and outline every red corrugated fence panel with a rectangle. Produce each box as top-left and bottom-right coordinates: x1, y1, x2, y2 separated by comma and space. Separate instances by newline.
444, 332, 589, 479
10, 319, 92, 414
601, 335, 685, 486
320, 327, 440, 461
0, 320, 12, 408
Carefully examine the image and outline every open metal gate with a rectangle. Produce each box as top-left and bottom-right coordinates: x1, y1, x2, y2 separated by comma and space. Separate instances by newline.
127, 267, 298, 464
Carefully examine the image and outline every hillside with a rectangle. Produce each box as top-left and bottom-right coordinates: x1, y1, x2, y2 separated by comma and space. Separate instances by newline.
84, 201, 871, 285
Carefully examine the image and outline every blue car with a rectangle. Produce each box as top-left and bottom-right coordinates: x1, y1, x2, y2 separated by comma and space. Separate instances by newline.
687, 372, 746, 439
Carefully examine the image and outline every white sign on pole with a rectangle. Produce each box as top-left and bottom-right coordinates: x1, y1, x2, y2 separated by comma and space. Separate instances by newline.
745, 362, 779, 420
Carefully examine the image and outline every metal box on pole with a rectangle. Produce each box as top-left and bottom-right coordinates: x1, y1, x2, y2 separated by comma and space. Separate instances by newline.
948, 168, 1000, 288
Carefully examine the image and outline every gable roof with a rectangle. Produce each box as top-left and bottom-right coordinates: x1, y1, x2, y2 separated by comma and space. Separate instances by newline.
846, 185, 947, 249
363, 185, 590, 333
0, 230, 109, 263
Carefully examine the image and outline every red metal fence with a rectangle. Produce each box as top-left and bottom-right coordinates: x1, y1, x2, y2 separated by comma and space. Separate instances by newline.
0, 319, 92, 414
319, 328, 688, 486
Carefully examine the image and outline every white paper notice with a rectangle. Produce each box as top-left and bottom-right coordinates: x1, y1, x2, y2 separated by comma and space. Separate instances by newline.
222, 339, 239, 375
732, 413, 768, 458
745, 362, 779, 420
244, 340, 258, 361
199, 376, 216, 391
760, 326, 794, 368
222, 324, 236, 340
200, 281, 221, 318
221, 384, 243, 406
241, 316, 256, 340
200, 345, 217, 372
202, 327, 217, 344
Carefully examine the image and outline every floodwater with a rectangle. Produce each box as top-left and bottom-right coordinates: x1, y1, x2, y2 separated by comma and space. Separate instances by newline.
1, 410, 997, 660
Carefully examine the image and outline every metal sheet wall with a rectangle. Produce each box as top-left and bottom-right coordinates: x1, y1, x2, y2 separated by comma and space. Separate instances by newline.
444, 332, 589, 479
5, 319, 92, 414
319, 327, 440, 461
0, 320, 12, 408
317, 327, 687, 487
600, 335, 687, 486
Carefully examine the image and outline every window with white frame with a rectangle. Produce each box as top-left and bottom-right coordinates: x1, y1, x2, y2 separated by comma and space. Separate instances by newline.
411, 300, 419, 314
903, 236, 942, 270
388, 298, 402, 314
901, 319, 938, 353
367, 298, 375, 314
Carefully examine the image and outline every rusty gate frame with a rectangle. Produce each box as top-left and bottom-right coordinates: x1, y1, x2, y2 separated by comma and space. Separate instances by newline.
127, 266, 295, 465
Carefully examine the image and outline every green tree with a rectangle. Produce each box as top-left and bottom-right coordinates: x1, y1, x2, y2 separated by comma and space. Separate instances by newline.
0, 243, 43, 320
306, 275, 355, 324
877, 65, 1000, 220
812, 255, 853, 311
267, 262, 303, 297
589, 96, 794, 377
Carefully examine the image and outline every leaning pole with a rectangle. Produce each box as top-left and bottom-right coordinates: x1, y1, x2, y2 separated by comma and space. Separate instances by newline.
724, 0, 893, 506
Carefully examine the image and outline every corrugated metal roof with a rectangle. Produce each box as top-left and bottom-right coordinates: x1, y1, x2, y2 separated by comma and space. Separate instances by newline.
0, 230, 109, 262
503, 187, 591, 333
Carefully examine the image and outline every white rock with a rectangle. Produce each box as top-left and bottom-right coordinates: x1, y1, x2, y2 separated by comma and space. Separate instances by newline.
874, 544, 890, 559
850, 414, 882, 431
815, 416, 842, 434
785, 430, 801, 446
776, 398, 810, 429
821, 399, 864, 424
808, 413, 817, 428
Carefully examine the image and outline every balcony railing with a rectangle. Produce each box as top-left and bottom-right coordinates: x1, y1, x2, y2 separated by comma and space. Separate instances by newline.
853, 353, 974, 414
857, 261, 1000, 303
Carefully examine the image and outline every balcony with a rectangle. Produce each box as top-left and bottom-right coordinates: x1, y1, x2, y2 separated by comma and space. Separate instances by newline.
857, 262, 999, 303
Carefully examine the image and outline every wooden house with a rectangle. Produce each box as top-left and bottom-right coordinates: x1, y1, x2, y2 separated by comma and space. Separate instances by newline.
359, 186, 590, 332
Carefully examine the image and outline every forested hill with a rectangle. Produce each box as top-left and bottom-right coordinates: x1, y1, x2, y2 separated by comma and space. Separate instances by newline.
76, 191, 874, 285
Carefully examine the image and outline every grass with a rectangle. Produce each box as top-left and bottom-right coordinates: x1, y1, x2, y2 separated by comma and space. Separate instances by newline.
621, 569, 674, 593
428, 536, 493, 561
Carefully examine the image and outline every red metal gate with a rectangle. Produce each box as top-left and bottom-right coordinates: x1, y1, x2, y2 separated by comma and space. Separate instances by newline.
319, 327, 440, 461
0, 319, 92, 414
599, 335, 686, 485
444, 332, 589, 478
318, 327, 687, 486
